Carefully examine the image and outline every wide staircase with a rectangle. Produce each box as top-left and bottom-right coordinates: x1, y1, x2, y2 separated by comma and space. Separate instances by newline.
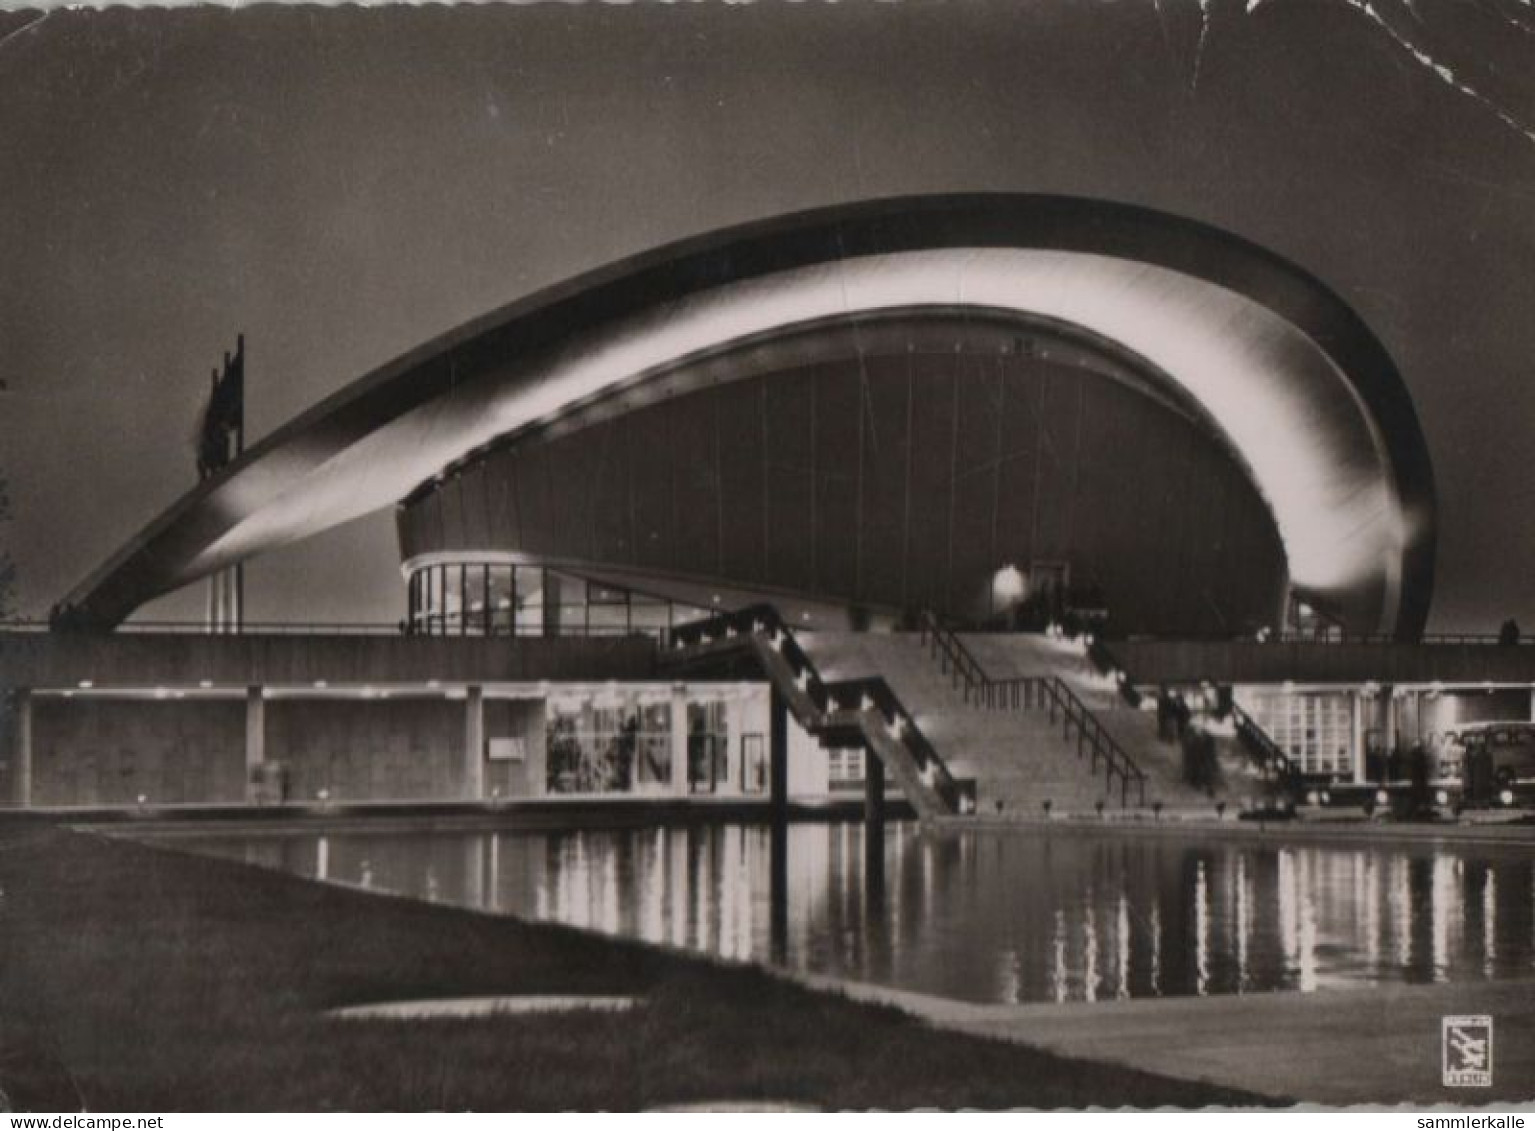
802, 620, 1229, 817
956, 631, 1238, 814
663, 605, 977, 821
1085, 637, 1301, 806
665, 603, 1263, 820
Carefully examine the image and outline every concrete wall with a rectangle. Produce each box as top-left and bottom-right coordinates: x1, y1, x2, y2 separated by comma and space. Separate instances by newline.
265, 696, 465, 802
485, 698, 547, 799
0, 631, 657, 691
10, 686, 813, 808
30, 697, 245, 806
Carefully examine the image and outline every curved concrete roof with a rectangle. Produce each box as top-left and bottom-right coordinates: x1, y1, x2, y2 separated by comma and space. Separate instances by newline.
58, 194, 1436, 636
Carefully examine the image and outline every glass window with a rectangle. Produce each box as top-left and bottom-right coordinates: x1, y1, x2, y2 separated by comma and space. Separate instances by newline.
1241, 690, 1354, 778
444, 566, 463, 634
740, 734, 767, 794
688, 700, 729, 793
488, 566, 514, 635
545, 692, 672, 795
464, 565, 489, 635
630, 597, 671, 639
426, 566, 444, 635
548, 571, 588, 635
587, 584, 629, 636
828, 747, 866, 790
515, 567, 544, 636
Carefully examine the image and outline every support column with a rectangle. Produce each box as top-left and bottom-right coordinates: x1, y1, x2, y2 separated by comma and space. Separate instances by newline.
770, 689, 789, 824
464, 685, 485, 800
670, 686, 689, 796
1383, 687, 1398, 778
769, 688, 789, 963
863, 750, 886, 909
244, 686, 264, 804
1351, 690, 1366, 785
864, 750, 885, 829
13, 689, 32, 808
542, 571, 564, 637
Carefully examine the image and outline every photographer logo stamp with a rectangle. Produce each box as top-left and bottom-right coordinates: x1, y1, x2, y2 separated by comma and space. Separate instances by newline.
1443, 1015, 1494, 1087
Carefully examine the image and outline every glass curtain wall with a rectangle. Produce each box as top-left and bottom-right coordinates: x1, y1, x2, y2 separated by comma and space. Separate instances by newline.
546, 690, 674, 794
1239, 691, 1355, 779
406, 564, 708, 639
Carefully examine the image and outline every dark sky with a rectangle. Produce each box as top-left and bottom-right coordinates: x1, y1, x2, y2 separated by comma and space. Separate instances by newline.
2, 0, 1533, 630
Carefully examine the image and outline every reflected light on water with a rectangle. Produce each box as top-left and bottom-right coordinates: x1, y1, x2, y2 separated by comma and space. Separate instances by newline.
640, 830, 663, 944
1235, 854, 1250, 992
1484, 868, 1497, 978
1083, 893, 1100, 1004
1051, 909, 1069, 1004
1394, 856, 1412, 970
178, 823, 1535, 1007
1116, 893, 1131, 1001
487, 834, 500, 913
669, 829, 687, 949
600, 843, 620, 937
1432, 855, 1457, 982
1194, 862, 1209, 997
1278, 849, 1298, 976
1297, 855, 1318, 994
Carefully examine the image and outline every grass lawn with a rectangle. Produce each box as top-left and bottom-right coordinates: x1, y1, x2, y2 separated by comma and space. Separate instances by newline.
0, 823, 1275, 1111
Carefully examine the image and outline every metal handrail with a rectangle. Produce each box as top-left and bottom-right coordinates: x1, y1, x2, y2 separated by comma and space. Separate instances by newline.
669, 604, 975, 815
1230, 702, 1301, 784
919, 611, 1146, 807
1095, 634, 1300, 791
1035, 674, 1147, 808
918, 610, 989, 700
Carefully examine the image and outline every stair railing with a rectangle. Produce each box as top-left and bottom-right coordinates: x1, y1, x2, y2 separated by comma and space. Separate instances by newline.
919, 610, 1146, 808
1036, 675, 1147, 808
1091, 636, 1300, 793
669, 604, 976, 815
914, 613, 1148, 810
1230, 702, 1302, 787
918, 610, 989, 702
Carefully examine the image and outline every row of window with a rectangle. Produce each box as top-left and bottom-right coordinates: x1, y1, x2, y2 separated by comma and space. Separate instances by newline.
406, 563, 712, 638
544, 698, 766, 795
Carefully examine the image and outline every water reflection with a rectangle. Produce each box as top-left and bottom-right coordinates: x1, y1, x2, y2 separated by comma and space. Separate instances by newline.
194, 823, 1535, 1005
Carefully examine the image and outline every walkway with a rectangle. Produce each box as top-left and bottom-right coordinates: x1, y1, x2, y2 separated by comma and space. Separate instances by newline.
799, 973, 1535, 1106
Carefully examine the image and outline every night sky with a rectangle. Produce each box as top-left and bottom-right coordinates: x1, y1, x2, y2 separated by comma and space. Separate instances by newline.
2, 0, 1533, 631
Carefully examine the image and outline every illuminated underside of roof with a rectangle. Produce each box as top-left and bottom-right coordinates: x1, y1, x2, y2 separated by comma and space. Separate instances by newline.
60, 195, 1436, 637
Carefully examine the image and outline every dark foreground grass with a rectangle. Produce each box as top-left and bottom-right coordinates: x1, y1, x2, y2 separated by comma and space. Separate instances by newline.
0, 824, 1271, 1111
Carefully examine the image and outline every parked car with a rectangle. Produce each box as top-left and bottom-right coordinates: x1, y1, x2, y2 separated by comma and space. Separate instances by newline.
1447, 721, 1535, 788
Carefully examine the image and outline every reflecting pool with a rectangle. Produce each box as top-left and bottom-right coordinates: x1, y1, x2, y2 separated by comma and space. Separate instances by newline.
171, 822, 1535, 1004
